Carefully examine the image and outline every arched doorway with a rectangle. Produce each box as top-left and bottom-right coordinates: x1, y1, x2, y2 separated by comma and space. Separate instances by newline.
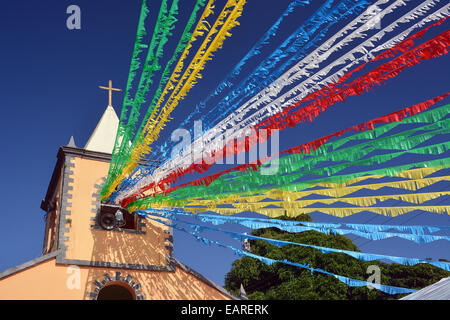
87, 272, 146, 300
97, 282, 136, 300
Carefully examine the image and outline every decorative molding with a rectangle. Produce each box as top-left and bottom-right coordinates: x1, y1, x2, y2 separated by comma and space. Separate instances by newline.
55, 155, 75, 264
60, 146, 112, 162
86, 272, 146, 300
58, 259, 173, 271
90, 225, 147, 234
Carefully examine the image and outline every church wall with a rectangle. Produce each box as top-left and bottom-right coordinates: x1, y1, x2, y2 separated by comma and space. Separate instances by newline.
0, 145, 234, 300
0, 258, 87, 300
0, 257, 231, 300
61, 156, 170, 268
83, 264, 233, 300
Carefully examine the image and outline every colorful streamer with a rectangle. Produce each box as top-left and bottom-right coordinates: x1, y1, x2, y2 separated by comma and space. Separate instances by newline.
98, 1, 450, 296
120, 95, 450, 206
128, 23, 450, 201
142, 209, 450, 271
147, 3, 449, 185
149, 0, 417, 164
104, 0, 247, 199
127, 157, 450, 213
150, 0, 375, 162
102, 0, 217, 199
107, 0, 182, 191
140, 212, 418, 295
143, 208, 450, 244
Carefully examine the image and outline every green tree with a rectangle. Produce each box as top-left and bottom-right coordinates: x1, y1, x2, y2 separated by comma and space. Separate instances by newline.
224, 215, 450, 300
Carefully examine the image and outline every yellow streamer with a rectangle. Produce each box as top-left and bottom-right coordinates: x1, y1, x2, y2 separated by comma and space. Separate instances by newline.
104, 0, 216, 198
188, 192, 450, 210
184, 206, 450, 218
137, 0, 246, 156
179, 167, 450, 218
128, 167, 450, 216
187, 177, 448, 205
184, 167, 447, 205
105, 0, 246, 198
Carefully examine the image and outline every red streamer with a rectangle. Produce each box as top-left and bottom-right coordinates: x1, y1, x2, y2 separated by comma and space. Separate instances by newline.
120, 22, 450, 207
122, 92, 449, 208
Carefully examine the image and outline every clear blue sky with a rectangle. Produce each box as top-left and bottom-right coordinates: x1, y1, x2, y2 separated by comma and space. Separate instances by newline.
0, 0, 449, 286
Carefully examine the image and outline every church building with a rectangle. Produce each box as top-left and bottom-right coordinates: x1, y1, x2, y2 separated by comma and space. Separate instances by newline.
0, 82, 237, 300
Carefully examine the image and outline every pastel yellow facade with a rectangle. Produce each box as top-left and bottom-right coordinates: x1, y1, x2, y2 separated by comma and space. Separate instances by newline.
0, 255, 233, 300
0, 145, 235, 300
62, 155, 169, 266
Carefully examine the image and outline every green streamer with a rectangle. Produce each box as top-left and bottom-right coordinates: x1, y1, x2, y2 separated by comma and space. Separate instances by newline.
126, 0, 208, 164
203, 116, 450, 191
109, 0, 177, 187
126, 102, 450, 203
103, 0, 151, 198
329, 103, 450, 150
127, 107, 450, 208
102, 0, 208, 199
102, 0, 207, 199
219, 104, 450, 180
201, 140, 450, 195
130, 154, 450, 209
261, 121, 450, 177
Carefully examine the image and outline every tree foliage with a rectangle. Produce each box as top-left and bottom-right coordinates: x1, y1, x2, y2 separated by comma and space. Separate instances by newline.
224, 216, 450, 300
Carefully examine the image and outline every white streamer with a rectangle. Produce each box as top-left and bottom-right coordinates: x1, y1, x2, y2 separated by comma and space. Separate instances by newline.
117, 0, 449, 203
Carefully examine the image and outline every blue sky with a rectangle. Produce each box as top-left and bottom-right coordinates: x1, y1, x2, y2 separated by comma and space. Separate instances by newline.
0, 0, 449, 286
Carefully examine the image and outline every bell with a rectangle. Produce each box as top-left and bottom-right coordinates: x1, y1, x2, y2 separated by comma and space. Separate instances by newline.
115, 210, 126, 228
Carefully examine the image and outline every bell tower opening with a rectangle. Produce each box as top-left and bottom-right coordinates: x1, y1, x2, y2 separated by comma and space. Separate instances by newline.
97, 282, 136, 300
96, 203, 137, 231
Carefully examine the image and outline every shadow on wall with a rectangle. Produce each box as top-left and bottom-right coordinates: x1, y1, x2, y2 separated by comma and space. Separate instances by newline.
82, 180, 230, 300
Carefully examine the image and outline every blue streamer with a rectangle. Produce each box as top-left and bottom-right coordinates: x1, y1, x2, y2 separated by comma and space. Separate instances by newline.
157, 0, 371, 161
139, 209, 450, 272
138, 210, 417, 295
115, 0, 372, 198
140, 208, 450, 244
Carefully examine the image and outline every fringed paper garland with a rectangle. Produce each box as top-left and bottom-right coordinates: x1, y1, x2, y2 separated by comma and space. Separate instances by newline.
104, 0, 247, 199
119, 95, 450, 205
102, 0, 217, 199
150, 4, 449, 181
140, 211, 418, 295
142, 208, 450, 271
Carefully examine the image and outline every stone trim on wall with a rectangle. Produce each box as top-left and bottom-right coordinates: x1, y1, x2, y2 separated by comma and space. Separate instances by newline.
86, 272, 146, 300
55, 156, 75, 264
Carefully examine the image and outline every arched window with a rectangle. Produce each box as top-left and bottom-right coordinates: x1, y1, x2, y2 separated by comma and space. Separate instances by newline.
97, 282, 136, 300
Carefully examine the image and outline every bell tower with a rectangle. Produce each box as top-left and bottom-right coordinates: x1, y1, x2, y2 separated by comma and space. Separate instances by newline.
41, 130, 173, 272
0, 84, 236, 300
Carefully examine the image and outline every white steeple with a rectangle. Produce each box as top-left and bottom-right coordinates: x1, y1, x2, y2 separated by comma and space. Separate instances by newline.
84, 105, 119, 154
